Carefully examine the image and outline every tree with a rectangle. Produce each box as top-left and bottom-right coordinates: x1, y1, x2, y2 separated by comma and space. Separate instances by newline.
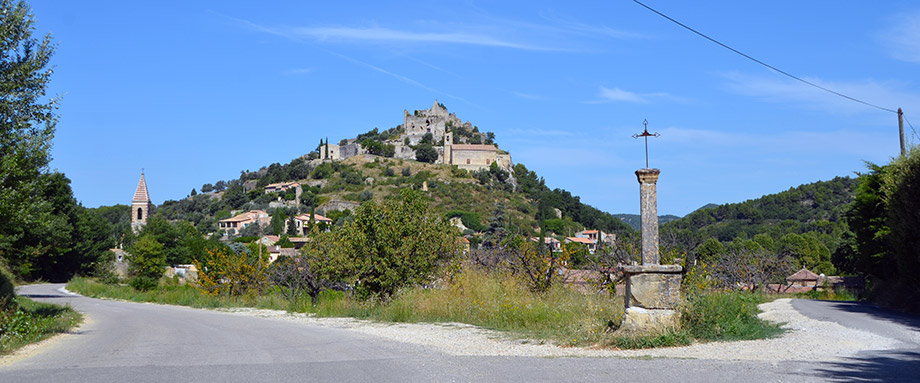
313, 189, 460, 299
414, 143, 437, 163
129, 234, 166, 290
268, 250, 327, 306
270, 211, 286, 236
0, 0, 59, 279
194, 245, 268, 296
190, 188, 197, 196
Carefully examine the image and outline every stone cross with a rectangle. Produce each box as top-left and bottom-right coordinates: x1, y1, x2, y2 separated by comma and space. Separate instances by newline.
635, 168, 660, 265
632, 119, 660, 169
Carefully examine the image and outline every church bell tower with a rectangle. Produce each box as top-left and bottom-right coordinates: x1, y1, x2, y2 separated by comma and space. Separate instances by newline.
131, 172, 151, 232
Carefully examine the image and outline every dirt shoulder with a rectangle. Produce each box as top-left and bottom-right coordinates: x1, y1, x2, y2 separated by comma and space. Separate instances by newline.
221, 298, 899, 361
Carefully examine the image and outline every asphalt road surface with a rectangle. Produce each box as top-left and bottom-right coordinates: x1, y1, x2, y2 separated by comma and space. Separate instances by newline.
2, 284, 918, 383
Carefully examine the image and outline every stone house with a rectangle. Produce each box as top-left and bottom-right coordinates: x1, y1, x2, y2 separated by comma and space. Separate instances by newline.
564, 236, 597, 254
264, 181, 300, 194
575, 229, 617, 247
218, 210, 270, 236
291, 213, 334, 235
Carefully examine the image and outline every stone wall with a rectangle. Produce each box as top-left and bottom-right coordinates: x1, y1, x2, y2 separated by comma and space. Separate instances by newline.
451, 148, 500, 171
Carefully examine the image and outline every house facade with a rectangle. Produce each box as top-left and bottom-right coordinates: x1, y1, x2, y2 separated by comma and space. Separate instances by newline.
564, 236, 597, 254
218, 210, 270, 236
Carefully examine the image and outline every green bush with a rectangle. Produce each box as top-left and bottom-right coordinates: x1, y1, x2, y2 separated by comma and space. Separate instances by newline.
129, 276, 158, 291
680, 291, 783, 341
0, 263, 15, 306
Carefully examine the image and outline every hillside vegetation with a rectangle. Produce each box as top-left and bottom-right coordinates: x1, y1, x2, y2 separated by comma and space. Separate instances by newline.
662, 176, 858, 276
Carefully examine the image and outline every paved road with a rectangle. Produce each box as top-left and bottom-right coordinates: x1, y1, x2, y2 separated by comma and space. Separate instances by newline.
1, 284, 917, 383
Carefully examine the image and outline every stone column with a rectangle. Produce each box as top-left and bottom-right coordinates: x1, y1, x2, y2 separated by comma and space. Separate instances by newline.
635, 168, 660, 265
618, 168, 681, 334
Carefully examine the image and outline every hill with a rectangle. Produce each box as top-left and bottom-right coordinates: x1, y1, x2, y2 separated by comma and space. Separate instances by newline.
660, 176, 858, 267
613, 214, 681, 231
148, 102, 634, 245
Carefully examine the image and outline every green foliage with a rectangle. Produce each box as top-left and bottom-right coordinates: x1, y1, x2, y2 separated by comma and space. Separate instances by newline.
848, 149, 920, 311
664, 177, 858, 254
445, 210, 485, 232
680, 291, 783, 341
780, 232, 834, 275
269, 211, 286, 236
0, 262, 14, 306
359, 138, 395, 157
0, 0, 59, 279
311, 162, 334, 179
401, 166, 411, 177
128, 234, 166, 290
313, 189, 461, 299
414, 143, 438, 163
0, 296, 81, 355
512, 164, 634, 235
194, 246, 268, 297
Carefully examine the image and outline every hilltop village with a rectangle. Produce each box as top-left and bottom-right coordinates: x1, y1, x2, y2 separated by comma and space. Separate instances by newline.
124, 101, 627, 266
319, 100, 512, 172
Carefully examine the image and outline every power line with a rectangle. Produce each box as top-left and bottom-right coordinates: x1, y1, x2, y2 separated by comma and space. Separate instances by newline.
632, 0, 899, 114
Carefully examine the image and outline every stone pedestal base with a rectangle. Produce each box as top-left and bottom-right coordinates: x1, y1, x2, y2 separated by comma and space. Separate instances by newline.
620, 307, 679, 333
618, 264, 683, 333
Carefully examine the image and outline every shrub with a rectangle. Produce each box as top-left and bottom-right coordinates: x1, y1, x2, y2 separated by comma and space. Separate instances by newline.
129, 276, 158, 291
194, 246, 269, 296
383, 167, 395, 177
358, 190, 373, 201
128, 234, 167, 287
312, 189, 461, 299
0, 263, 15, 307
401, 166, 411, 177
680, 291, 783, 341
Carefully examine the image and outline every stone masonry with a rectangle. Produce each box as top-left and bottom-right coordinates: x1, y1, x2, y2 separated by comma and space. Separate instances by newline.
619, 168, 682, 333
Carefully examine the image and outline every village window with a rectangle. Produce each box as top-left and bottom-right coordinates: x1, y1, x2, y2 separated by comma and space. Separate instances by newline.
137, 208, 143, 220
466, 158, 470, 164
486, 159, 491, 165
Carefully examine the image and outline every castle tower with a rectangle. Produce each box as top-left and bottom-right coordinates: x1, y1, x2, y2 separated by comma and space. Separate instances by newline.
131, 172, 152, 232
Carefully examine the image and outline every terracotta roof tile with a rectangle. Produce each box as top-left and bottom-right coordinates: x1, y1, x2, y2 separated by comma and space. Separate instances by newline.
133, 173, 151, 202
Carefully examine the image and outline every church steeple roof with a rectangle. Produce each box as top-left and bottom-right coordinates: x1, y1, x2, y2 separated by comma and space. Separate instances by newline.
133, 172, 150, 203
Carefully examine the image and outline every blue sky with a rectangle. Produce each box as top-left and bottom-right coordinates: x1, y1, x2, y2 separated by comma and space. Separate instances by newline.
30, 1, 920, 216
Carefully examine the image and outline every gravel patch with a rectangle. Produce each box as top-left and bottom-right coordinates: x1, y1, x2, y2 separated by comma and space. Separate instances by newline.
219, 298, 900, 361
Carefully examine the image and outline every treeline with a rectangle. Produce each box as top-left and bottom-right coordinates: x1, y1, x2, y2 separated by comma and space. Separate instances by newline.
659, 176, 857, 274
841, 149, 920, 311
0, 4, 114, 283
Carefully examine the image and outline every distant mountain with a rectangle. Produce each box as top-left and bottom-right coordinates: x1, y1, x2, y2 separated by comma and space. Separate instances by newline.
662, 176, 858, 246
614, 214, 682, 231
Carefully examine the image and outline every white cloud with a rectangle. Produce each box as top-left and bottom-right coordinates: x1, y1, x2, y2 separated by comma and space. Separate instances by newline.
591, 86, 685, 104
597, 86, 648, 103
286, 26, 548, 50
881, 10, 920, 63
722, 72, 919, 116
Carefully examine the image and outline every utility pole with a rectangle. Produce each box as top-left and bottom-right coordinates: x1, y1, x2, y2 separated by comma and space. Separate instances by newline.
899, 108, 906, 156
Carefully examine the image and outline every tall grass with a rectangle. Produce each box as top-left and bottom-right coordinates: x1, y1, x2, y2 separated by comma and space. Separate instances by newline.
0, 297, 82, 355
681, 291, 784, 341
298, 269, 624, 345
68, 273, 785, 349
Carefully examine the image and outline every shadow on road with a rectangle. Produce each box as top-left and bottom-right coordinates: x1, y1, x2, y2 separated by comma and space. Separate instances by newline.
811, 350, 920, 382
822, 301, 920, 333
